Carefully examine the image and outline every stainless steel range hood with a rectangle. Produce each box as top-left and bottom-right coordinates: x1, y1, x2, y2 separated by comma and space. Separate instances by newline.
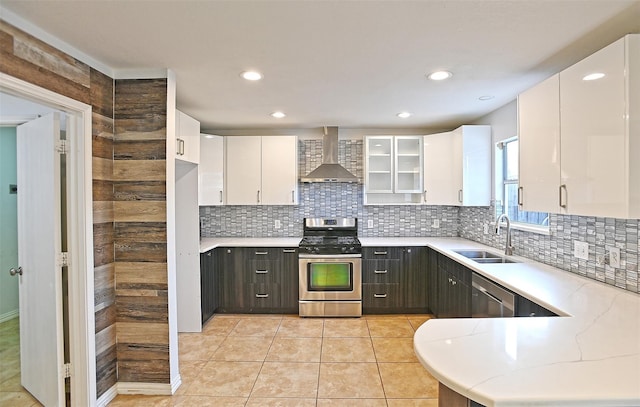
300, 126, 360, 183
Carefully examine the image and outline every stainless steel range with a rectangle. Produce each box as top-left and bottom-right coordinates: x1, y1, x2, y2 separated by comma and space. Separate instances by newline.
298, 218, 362, 317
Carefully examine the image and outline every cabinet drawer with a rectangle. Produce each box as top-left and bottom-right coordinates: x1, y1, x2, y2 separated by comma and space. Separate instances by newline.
362, 259, 400, 283
247, 259, 280, 282
363, 247, 401, 260
363, 283, 402, 310
245, 283, 281, 309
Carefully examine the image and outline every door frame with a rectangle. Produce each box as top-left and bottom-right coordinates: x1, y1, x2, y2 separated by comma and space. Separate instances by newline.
0, 72, 96, 405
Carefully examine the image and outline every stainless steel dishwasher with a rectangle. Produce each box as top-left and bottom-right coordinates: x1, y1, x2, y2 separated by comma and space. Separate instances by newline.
471, 273, 515, 318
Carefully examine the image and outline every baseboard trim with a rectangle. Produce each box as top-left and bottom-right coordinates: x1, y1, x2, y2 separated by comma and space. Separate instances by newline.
95, 384, 117, 407
117, 381, 176, 396
0, 309, 19, 324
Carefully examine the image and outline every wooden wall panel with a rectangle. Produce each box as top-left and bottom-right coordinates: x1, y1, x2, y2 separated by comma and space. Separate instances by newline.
114, 78, 169, 385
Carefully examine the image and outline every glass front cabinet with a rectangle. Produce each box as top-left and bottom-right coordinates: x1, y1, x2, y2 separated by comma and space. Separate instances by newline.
365, 136, 424, 204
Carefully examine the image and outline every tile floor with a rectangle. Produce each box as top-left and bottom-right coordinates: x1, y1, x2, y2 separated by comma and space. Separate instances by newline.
0, 318, 42, 407
109, 314, 439, 407
0, 314, 439, 407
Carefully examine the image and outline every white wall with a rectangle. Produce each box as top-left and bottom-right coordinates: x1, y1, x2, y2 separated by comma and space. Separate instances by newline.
0, 127, 19, 321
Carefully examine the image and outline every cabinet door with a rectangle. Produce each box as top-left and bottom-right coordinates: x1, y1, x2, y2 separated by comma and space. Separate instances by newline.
395, 136, 423, 193
403, 247, 427, 311
217, 247, 245, 312
518, 74, 561, 213
225, 136, 262, 205
426, 248, 439, 315
560, 37, 626, 217
365, 136, 394, 193
261, 136, 298, 205
176, 110, 200, 164
424, 131, 458, 205
279, 248, 299, 312
460, 126, 491, 206
200, 250, 216, 324
199, 134, 224, 205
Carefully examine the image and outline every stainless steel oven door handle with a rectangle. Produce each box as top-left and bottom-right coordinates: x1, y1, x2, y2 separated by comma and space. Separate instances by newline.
298, 254, 362, 259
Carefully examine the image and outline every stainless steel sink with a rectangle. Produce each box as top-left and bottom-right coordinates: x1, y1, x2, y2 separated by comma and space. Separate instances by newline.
472, 257, 518, 264
453, 249, 519, 264
453, 250, 502, 259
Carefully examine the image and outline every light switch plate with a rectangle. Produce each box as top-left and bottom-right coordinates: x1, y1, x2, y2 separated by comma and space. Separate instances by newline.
432, 219, 440, 228
574, 241, 589, 260
367, 219, 374, 228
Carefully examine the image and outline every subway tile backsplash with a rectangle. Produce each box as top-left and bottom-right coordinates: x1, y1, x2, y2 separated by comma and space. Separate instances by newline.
200, 138, 640, 294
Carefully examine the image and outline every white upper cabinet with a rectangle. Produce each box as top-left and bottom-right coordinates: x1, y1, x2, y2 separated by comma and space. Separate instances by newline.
198, 134, 224, 206
424, 125, 491, 206
518, 34, 639, 218
225, 136, 298, 205
175, 110, 200, 164
517, 74, 561, 213
364, 135, 423, 204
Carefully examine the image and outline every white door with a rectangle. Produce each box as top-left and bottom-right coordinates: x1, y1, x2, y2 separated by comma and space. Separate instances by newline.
261, 136, 298, 205
16, 113, 65, 406
225, 136, 262, 204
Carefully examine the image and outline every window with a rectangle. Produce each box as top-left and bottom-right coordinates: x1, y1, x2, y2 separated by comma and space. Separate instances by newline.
498, 138, 549, 230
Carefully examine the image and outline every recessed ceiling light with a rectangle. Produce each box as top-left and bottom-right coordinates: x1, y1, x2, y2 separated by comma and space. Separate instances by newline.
204, 135, 215, 139
427, 71, 453, 81
583, 72, 605, 81
271, 111, 286, 118
478, 95, 495, 101
397, 112, 412, 118
241, 70, 263, 81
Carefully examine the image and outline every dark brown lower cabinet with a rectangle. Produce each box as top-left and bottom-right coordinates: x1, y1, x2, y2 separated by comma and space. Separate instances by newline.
435, 253, 472, 318
363, 283, 402, 312
515, 295, 557, 317
216, 247, 298, 314
200, 249, 217, 324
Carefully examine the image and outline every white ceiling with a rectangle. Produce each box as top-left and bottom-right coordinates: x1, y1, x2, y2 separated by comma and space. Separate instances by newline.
1, 0, 639, 132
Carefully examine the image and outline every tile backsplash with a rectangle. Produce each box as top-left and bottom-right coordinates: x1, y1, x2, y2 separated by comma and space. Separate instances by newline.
200, 138, 640, 294
459, 206, 639, 293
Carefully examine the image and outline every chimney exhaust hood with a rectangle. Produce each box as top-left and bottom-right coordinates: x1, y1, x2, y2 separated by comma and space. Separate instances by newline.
300, 126, 360, 183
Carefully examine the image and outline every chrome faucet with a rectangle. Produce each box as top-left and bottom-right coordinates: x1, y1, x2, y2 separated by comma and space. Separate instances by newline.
495, 214, 513, 256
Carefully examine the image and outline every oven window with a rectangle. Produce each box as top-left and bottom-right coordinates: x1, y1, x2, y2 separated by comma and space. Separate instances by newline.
308, 263, 353, 291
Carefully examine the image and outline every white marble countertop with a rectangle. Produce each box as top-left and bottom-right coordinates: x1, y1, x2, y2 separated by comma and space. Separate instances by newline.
199, 236, 640, 405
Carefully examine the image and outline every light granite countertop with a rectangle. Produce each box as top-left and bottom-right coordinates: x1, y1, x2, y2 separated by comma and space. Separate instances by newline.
199, 236, 640, 406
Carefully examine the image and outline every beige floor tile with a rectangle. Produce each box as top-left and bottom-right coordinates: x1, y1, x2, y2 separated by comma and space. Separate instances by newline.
408, 315, 435, 331
378, 362, 439, 399
266, 337, 322, 362
367, 319, 415, 337
321, 337, 376, 362
212, 336, 273, 361
364, 314, 409, 319
178, 333, 225, 361
172, 395, 247, 406
246, 398, 317, 406
250, 362, 320, 398
229, 318, 282, 337
186, 361, 262, 397
322, 318, 370, 337
0, 372, 23, 392
0, 391, 41, 407
174, 360, 207, 395
317, 399, 387, 407
276, 318, 324, 337
386, 399, 439, 407
318, 362, 384, 399
372, 337, 418, 362
202, 317, 241, 335
107, 394, 172, 406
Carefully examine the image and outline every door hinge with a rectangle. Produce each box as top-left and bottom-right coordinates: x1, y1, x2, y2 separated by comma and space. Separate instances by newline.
57, 252, 70, 267
56, 139, 68, 154
63, 363, 72, 378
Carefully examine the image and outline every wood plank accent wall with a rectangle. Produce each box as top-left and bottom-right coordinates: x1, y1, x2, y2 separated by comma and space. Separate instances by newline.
0, 19, 171, 396
113, 78, 169, 384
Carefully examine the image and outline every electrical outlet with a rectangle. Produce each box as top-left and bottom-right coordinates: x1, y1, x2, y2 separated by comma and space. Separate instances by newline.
483, 224, 489, 234
573, 241, 589, 260
608, 246, 620, 268
274, 220, 281, 229
596, 253, 605, 266
432, 219, 440, 228
367, 219, 374, 228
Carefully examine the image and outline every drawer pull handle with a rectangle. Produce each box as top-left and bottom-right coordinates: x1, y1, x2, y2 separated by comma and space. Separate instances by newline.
373, 251, 388, 255
255, 251, 268, 255
255, 270, 268, 274
255, 294, 269, 298
282, 249, 296, 253
374, 294, 387, 298
374, 270, 387, 274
